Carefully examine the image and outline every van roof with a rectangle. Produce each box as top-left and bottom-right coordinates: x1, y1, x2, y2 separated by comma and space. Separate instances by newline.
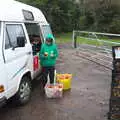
0, 0, 48, 24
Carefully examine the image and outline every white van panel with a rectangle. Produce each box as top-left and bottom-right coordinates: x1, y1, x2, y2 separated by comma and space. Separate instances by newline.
0, 22, 7, 99
0, 60, 7, 99
3, 23, 33, 99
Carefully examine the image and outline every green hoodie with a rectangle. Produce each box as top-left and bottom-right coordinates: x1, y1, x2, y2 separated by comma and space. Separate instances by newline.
39, 34, 58, 67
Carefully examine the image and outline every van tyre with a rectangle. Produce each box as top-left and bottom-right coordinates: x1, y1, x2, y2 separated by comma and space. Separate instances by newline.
15, 76, 31, 105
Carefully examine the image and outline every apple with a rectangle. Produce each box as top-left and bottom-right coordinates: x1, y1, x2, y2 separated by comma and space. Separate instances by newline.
59, 75, 65, 79
44, 52, 48, 56
58, 85, 63, 88
65, 76, 69, 79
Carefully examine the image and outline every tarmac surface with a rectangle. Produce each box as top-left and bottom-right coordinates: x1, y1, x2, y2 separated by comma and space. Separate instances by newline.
0, 44, 111, 120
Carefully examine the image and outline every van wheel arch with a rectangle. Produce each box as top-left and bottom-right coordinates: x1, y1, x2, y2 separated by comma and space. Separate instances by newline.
14, 72, 32, 105
22, 72, 32, 81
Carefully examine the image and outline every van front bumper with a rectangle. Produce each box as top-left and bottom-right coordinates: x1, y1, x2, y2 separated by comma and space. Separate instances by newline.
0, 97, 6, 107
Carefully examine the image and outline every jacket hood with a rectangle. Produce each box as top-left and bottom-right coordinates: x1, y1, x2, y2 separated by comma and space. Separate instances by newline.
45, 34, 55, 45
46, 34, 54, 40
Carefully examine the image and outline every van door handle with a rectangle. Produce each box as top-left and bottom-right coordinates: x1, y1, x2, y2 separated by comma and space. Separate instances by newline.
27, 51, 32, 55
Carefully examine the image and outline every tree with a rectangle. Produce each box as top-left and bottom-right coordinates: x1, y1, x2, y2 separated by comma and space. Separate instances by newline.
17, 0, 78, 33
17, 0, 120, 33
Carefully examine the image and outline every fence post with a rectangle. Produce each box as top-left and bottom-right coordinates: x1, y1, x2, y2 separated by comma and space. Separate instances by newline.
72, 30, 77, 48
72, 30, 75, 48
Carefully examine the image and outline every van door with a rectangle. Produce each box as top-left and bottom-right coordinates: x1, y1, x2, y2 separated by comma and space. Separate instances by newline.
25, 23, 43, 77
3, 23, 32, 98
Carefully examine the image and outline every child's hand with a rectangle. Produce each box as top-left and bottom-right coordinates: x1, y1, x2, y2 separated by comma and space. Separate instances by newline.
50, 53, 54, 57
44, 52, 48, 57
50, 54, 55, 58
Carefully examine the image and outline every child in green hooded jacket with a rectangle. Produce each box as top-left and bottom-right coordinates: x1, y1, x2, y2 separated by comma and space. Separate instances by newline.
39, 34, 58, 87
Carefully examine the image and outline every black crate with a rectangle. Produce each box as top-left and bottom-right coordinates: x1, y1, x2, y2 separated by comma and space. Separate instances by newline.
111, 79, 120, 89
111, 88, 120, 98
112, 70, 120, 75
108, 112, 120, 120
111, 72, 120, 88
113, 59, 120, 64
109, 99, 120, 113
109, 46, 120, 120
108, 99, 120, 120
113, 60, 120, 73
110, 97, 120, 101
112, 72, 120, 81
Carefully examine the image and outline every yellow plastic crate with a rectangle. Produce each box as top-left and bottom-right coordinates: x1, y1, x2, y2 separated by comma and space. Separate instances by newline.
56, 74, 72, 90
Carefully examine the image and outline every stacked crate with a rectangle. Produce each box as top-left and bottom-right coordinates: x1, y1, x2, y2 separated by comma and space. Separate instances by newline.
108, 46, 120, 120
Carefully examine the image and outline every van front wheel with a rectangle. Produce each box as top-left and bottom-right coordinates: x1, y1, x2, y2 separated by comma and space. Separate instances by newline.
15, 76, 31, 105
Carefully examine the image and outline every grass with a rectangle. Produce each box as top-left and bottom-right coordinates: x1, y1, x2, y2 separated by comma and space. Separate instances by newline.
77, 37, 120, 47
56, 32, 120, 46
55, 32, 72, 44
77, 37, 101, 46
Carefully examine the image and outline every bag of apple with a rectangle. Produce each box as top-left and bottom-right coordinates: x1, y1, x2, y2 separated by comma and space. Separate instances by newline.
45, 70, 63, 98
45, 84, 63, 98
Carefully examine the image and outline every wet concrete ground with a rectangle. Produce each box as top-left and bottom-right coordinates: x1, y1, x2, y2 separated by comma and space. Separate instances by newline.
0, 45, 111, 120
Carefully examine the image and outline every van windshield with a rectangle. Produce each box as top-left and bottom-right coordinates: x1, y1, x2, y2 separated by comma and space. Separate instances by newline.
41, 25, 52, 41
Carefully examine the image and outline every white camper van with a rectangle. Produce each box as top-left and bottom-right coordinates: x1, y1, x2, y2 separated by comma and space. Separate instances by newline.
0, 0, 53, 106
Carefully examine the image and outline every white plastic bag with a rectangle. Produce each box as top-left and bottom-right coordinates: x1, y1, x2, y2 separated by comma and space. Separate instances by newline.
45, 70, 63, 98
45, 84, 63, 98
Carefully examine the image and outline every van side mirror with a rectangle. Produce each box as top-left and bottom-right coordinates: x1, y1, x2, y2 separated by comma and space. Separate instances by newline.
17, 37, 25, 47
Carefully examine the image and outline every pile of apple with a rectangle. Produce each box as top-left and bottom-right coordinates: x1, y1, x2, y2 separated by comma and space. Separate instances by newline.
57, 74, 72, 80
46, 84, 63, 89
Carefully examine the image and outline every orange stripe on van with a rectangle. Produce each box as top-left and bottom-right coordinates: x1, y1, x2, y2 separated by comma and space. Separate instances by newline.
0, 85, 4, 93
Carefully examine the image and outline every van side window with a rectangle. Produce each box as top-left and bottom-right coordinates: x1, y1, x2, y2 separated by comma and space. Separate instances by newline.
6, 24, 26, 48
5, 29, 11, 49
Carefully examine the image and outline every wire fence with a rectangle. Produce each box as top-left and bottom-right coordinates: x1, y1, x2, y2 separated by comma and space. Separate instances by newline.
72, 30, 120, 53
